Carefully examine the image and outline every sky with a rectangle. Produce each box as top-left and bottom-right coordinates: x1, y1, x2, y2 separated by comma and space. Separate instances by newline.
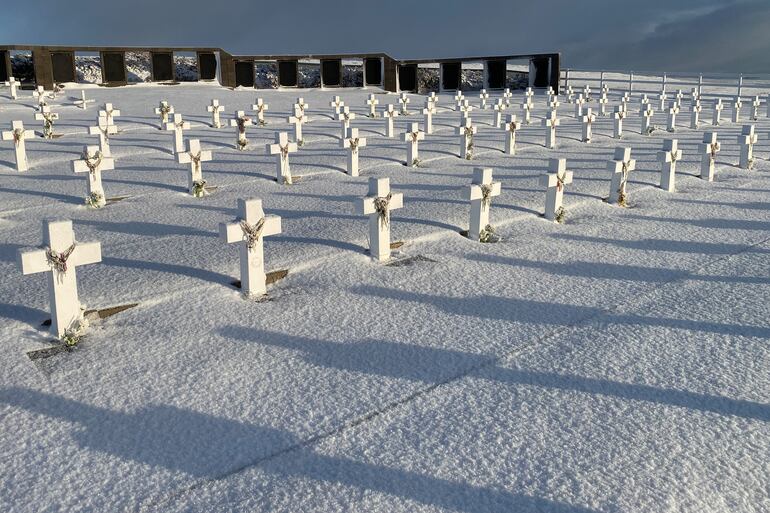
1, 0, 769, 73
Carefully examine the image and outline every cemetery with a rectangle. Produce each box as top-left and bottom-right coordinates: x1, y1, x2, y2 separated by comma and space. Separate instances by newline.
0, 31, 768, 513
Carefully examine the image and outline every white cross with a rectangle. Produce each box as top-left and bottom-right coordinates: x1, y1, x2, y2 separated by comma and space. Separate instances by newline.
520, 100, 533, 125
691, 88, 700, 103
294, 97, 308, 117
33, 86, 51, 109
598, 93, 609, 117
548, 98, 561, 113
543, 109, 560, 149
1, 120, 35, 171
690, 100, 702, 129
492, 99, 506, 128
582, 84, 592, 101
607, 147, 636, 206
700, 132, 720, 182
503, 88, 513, 106
341, 127, 367, 176
18, 220, 102, 337
427, 92, 439, 110
165, 113, 190, 154
658, 139, 682, 192
72, 145, 115, 208
3, 76, 19, 99
100, 103, 121, 127
454, 91, 465, 109
219, 198, 282, 298
330, 96, 345, 115
230, 111, 253, 150
613, 105, 627, 139
566, 86, 575, 103
479, 89, 490, 110
366, 94, 380, 117
674, 90, 684, 108
34, 106, 59, 139
154, 101, 175, 129
457, 117, 478, 160
267, 132, 298, 184
713, 99, 724, 126
88, 114, 118, 157
464, 167, 501, 240
524, 87, 535, 104
666, 102, 680, 132
581, 108, 596, 143
658, 92, 668, 111
459, 100, 474, 122
382, 104, 400, 138
423, 100, 436, 134
207, 99, 225, 128
639, 94, 650, 113
288, 106, 308, 145
503, 114, 521, 155
732, 97, 743, 123
540, 158, 573, 222
640, 104, 655, 135
177, 139, 213, 196
338, 106, 356, 139
357, 177, 404, 261
399, 92, 411, 115
74, 90, 94, 110
750, 96, 761, 121
252, 98, 269, 125
738, 124, 757, 170
404, 122, 425, 166
620, 92, 631, 114
574, 94, 586, 118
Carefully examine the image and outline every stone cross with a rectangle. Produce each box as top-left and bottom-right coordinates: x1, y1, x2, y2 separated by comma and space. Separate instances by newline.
548, 98, 561, 114
229, 111, 253, 150
543, 109, 560, 149
422, 100, 436, 134
288, 106, 308, 146
712, 99, 724, 126
666, 102, 680, 132
524, 87, 535, 104
620, 92, 631, 114
366, 94, 379, 117
640, 104, 655, 135
546, 86, 556, 105
88, 114, 118, 157
338, 106, 356, 139
294, 97, 308, 116
674, 89, 684, 108
465, 167, 501, 240
582, 84, 592, 101
165, 113, 190, 154
427, 92, 439, 110
750, 96, 761, 121
72, 145, 115, 208
34, 106, 59, 139
738, 124, 757, 170
601, 84, 609, 97
492, 99, 506, 128
252, 98, 269, 125
1, 120, 35, 171
154, 101, 175, 129
267, 132, 298, 184
459, 99, 474, 123
639, 94, 650, 112
479, 89, 490, 109
207, 99, 225, 128
3, 76, 19, 99
357, 177, 404, 261
658, 91, 668, 111
399, 92, 411, 115
454, 91, 465, 109
658, 139, 682, 192
383, 104, 399, 137
504, 114, 521, 155
457, 117, 478, 160
74, 90, 94, 110
691, 88, 700, 104
17, 220, 102, 337
520, 100, 533, 125
177, 139, 213, 196
598, 92, 609, 117
33, 86, 50, 109
100, 103, 121, 127
503, 88, 513, 106
581, 108, 596, 142
690, 100, 702, 129
700, 132, 720, 182
607, 147, 636, 206
404, 122, 425, 166
341, 127, 367, 176
219, 198, 282, 298
574, 94, 586, 118
732, 97, 743, 123
540, 158, 573, 222
566, 85, 575, 103
330, 96, 345, 115
613, 105, 626, 139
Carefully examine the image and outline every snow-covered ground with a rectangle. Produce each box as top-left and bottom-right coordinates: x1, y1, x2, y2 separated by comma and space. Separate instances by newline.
0, 80, 768, 512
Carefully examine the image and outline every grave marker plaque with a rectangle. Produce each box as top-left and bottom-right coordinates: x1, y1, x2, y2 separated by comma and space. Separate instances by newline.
278, 60, 298, 87
486, 59, 506, 89
51, 52, 75, 83
151, 52, 174, 82
321, 59, 342, 87
101, 52, 126, 84
0, 50, 8, 82
198, 52, 217, 80
235, 61, 255, 87
442, 62, 461, 91
398, 64, 417, 92
364, 58, 382, 85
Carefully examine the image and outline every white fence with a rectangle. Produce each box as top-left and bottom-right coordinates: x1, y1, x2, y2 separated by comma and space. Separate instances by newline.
561, 69, 770, 100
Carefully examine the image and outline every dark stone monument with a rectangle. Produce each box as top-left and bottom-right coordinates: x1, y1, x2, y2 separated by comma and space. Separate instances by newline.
234, 61, 255, 87
398, 64, 417, 92
441, 62, 461, 90
364, 57, 382, 85
0, 50, 10, 82
321, 59, 341, 87
101, 52, 126, 84
486, 59, 506, 89
151, 52, 174, 81
51, 51, 76, 83
531, 56, 550, 88
198, 52, 217, 80
278, 60, 298, 87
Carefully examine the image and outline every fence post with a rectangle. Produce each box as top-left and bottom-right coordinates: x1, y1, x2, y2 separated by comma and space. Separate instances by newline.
737, 73, 743, 97
628, 71, 634, 94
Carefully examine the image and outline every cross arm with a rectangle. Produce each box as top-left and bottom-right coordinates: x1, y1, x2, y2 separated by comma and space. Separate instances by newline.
465, 182, 502, 201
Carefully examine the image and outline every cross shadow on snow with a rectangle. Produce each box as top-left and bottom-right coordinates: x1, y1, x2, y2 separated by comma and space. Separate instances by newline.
0, 387, 603, 513
550, 233, 770, 255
